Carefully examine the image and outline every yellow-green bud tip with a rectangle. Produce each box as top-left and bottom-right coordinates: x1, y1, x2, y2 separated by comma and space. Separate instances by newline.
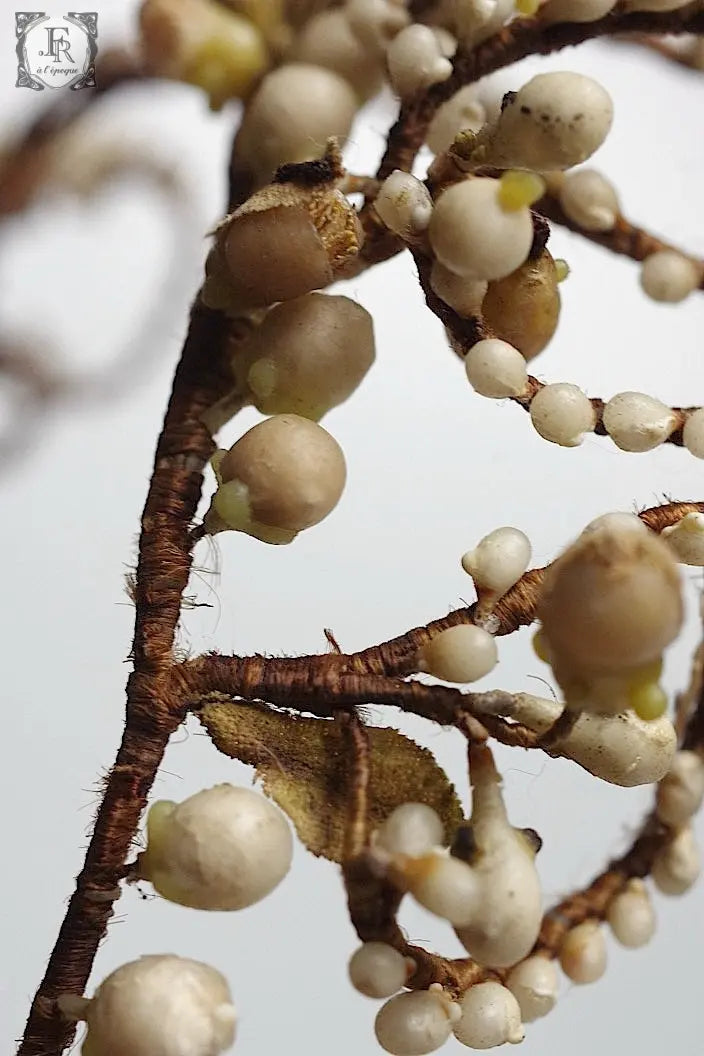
630, 681, 667, 722
515, 0, 541, 15
498, 170, 546, 212
532, 628, 550, 663
554, 258, 570, 283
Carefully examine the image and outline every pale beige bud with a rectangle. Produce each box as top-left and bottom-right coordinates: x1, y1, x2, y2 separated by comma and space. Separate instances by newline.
559, 921, 607, 984
656, 750, 704, 827
240, 293, 375, 420
236, 64, 358, 180
207, 414, 346, 542
481, 251, 561, 361
652, 825, 701, 895
204, 178, 362, 313
537, 525, 683, 685
138, 784, 293, 909
506, 955, 559, 1022
139, 0, 268, 108
606, 880, 656, 948
81, 956, 236, 1056
453, 981, 524, 1048
292, 10, 383, 99
471, 72, 613, 171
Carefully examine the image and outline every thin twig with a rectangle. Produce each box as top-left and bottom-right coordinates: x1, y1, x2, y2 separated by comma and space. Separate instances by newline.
536, 192, 704, 290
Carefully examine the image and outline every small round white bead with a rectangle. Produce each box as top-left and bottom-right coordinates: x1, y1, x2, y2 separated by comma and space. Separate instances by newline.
375, 990, 457, 1055
603, 391, 676, 451
488, 72, 613, 171
461, 527, 531, 596
559, 168, 619, 232
387, 24, 452, 99
505, 956, 559, 1023
82, 956, 236, 1056
529, 383, 596, 447
662, 513, 704, 567
683, 409, 704, 458
453, 982, 525, 1049
465, 339, 528, 398
375, 171, 434, 238
455, 0, 514, 46
429, 179, 534, 282
376, 803, 446, 857
641, 250, 700, 303
421, 624, 498, 684
606, 880, 656, 948
345, 0, 409, 54
559, 921, 607, 984
652, 824, 701, 895
348, 942, 410, 998
427, 85, 486, 154
655, 749, 704, 826
139, 784, 292, 910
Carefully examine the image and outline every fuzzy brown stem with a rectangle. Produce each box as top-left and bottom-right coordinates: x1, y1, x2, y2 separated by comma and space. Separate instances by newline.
179, 502, 704, 695
536, 194, 704, 289
17, 303, 233, 1056
536, 817, 667, 955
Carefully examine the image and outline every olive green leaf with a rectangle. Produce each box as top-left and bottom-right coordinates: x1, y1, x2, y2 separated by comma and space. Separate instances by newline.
199, 697, 463, 862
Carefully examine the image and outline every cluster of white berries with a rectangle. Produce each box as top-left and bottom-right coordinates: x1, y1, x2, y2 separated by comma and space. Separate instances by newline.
551, 169, 701, 303
58, 785, 294, 1054
480, 375, 704, 456
346, 758, 544, 1051
651, 750, 704, 895
377, 748, 544, 969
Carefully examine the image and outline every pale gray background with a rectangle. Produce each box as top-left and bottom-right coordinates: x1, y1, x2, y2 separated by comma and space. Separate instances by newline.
1, 5, 703, 1055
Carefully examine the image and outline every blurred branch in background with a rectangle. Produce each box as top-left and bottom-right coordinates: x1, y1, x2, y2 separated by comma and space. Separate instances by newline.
0, 46, 204, 469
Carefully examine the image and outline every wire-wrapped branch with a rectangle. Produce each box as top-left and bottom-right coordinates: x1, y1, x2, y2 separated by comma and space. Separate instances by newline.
377, 6, 704, 182
536, 191, 704, 290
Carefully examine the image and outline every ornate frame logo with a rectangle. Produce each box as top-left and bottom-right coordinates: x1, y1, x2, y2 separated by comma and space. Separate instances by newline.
16, 12, 98, 91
